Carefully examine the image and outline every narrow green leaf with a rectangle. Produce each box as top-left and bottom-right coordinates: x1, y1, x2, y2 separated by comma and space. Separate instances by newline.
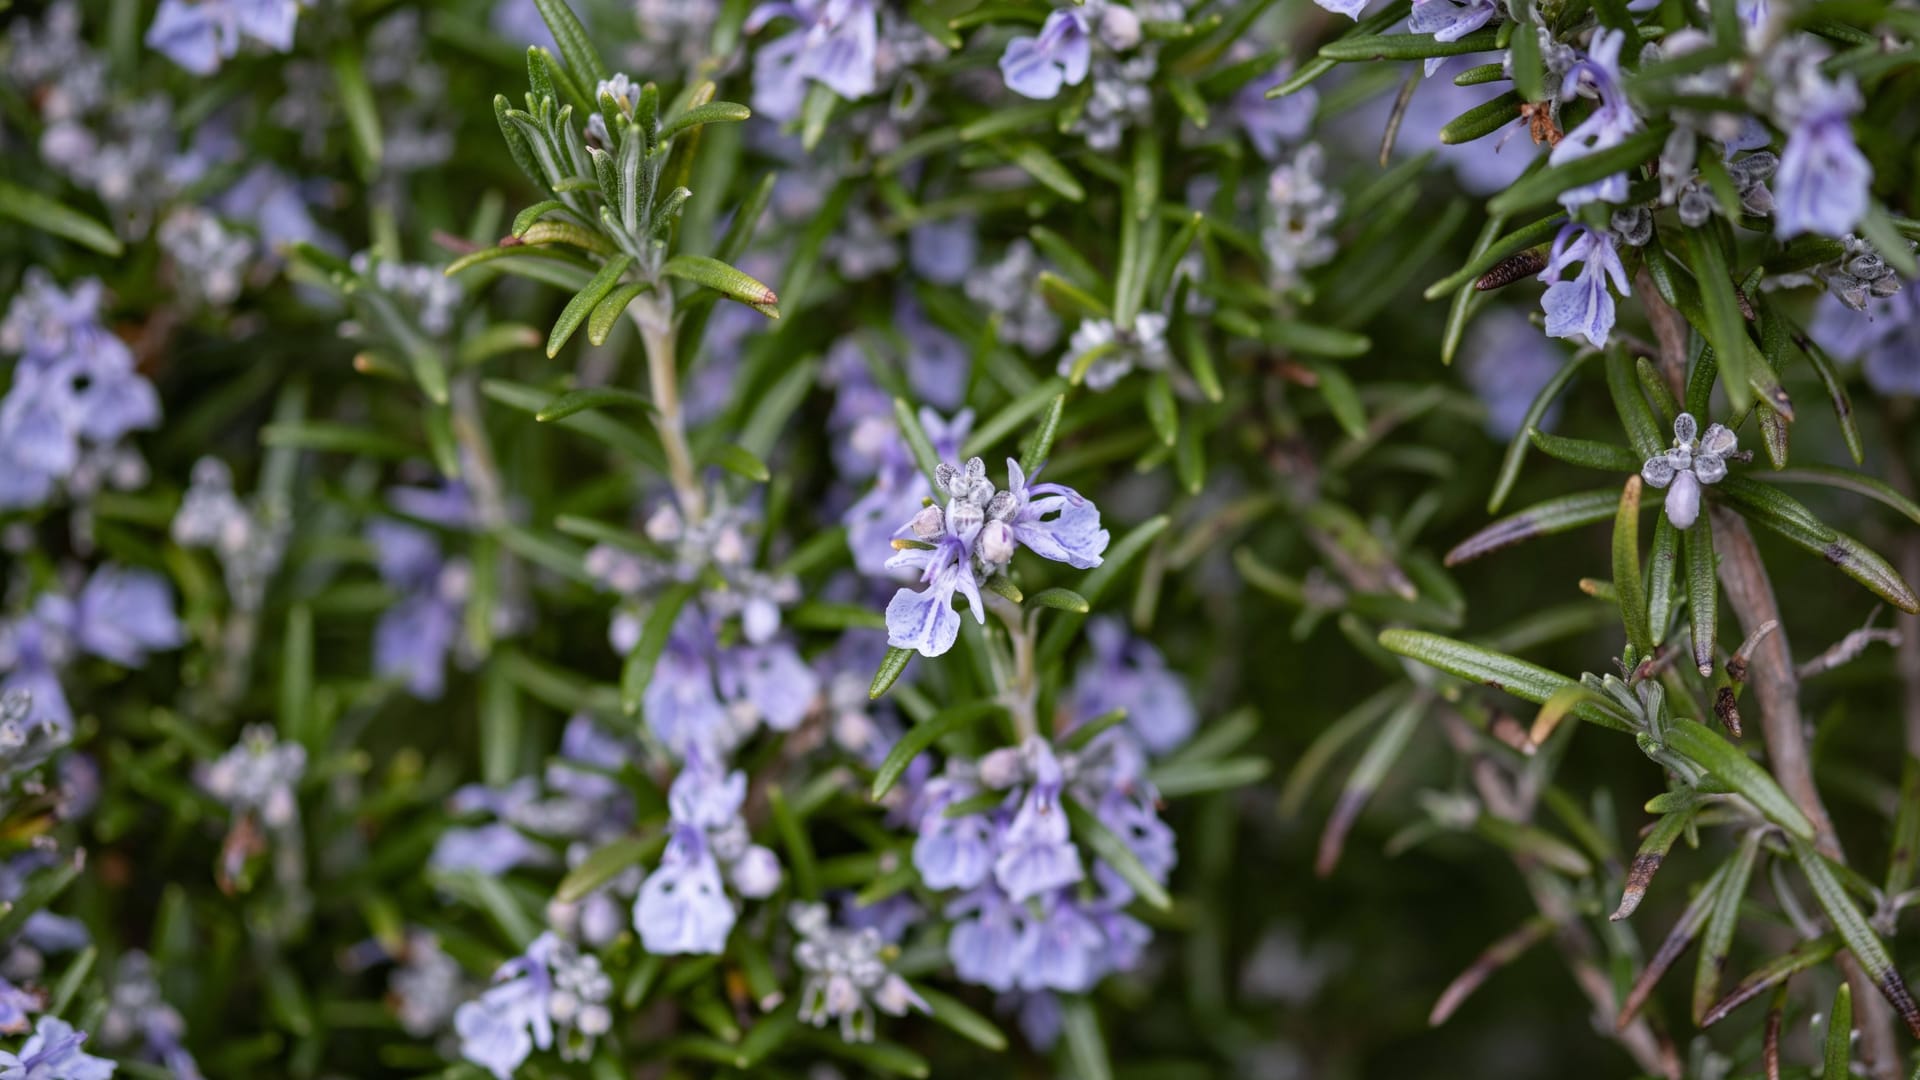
1664, 720, 1814, 840
1487, 125, 1670, 217
871, 701, 1002, 800
621, 583, 697, 715
1017, 394, 1068, 474
1614, 477, 1654, 660
1679, 231, 1755, 414
1692, 829, 1763, 1024
530, 0, 609, 87
586, 281, 652, 346
1446, 489, 1620, 566
1701, 933, 1840, 1027
1061, 997, 1113, 1080
556, 836, 658, 903
1646, 514, 1679, 645
965, 377, 1071, 459
0, 180, 123, 255
660, 100, 751, 141
1065, 795, 1172, 910
1317, 690, 1427, 875
1791, 832, 1920, 1038
1768, 466, 1920, 527
1826, 982, 1853, 1077
662, 253, 779, 310
1377, 629, 1635, 732
536, 385, 655, 423
914, 985, 1008, 1052
708, 443, 771, 483
329, 47, 384, 180
1319, 27, 1500, 61
1026, 588, 1091, 613
1279, 686, 1405, 820
769, 785, 819, 900
1611, 808, 1693, 920
1608, 352, 1666, 460
280, 604, 315, 750
893, 397, 946, 492
1527, 428, 1642, 472
1488, 348, 1596, 512
1684, 513, 1718, 676
869, 646, 913, 700
548, 256, 634, 357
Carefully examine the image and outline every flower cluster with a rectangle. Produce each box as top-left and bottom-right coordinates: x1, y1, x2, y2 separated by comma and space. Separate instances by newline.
884, 457, 1110, 657
1641, 412, 1742, 530
0, 272, 159, 511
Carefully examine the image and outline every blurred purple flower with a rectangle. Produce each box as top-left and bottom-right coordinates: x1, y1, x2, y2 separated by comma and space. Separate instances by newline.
748, 0, 879, 122
1538, 223, 1629, 347
999, 9, 1091, 100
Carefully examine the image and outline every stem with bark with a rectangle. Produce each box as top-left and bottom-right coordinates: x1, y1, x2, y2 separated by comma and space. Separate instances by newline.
1710, 505, 1900, 1079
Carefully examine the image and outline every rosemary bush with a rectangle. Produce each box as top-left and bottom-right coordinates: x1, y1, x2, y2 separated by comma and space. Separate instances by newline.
2, 0, 1919, 1075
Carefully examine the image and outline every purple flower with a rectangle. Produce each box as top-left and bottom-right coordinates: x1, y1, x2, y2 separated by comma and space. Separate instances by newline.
747, 0, 879, 122
1809, 285, 1920, 396
1775, 97, 1871, 239
1641, 412, 1738, 529
666, 749, 748, 831
0, 979, 34, 1036
946, 888, 1028, 993
431, 822, 544, 876
1549, 29, 1640, 208
716, 641, 817, 734
1002, 459, 1109, 570
1408, 0, 1499, 76
898, 297, 968, 412
546, 716, 634, 803
1017, 897, 1107, 992
72, 565, 183, 668
1462, 308, 1568, 439
912, 778, 997, 890
884, 457, 1107, 658
454, 934, 558, 1080
146, 0, 299, 75
1233, 68, 1317, 161
1069, 617, 1195, 754
908, 218, 978, 286
641, 611, 733, 754
999, 9, 1091, 100
0, 1016, 115, 1080
1538, 223, 1630, 347
842, 407, 972, 577
992, 746, 1084, 902
1310, 0, 1373, 18
633, 826, 736, 955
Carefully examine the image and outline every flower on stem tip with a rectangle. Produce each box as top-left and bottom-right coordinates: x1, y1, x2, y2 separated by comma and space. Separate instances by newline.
883, 457, 1109, 658
1538, 223, 1630, 348
1640, 413, 1740, 529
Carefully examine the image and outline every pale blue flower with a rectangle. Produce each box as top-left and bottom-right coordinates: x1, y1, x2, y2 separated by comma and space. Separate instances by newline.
1408, 0, 1499, 77
1069, 617, 1195, 755
1538, 223, 1629, 347
992, 741, 1083, 902
0, 979, 35, 1036
633, 826, 736, 955
1549, 29, 1639, 208
946, 888, 1028, 993
912, 777, 997, 890
0, 1016, 115, 1080
72, 566, 183, 668
1233, 67, 1317, 161
1775, 78, 1871, 239
747, 0, 879, 122
1002, 459, 1109, 570
454, 934, 558, 1080
1017, 897, 1107, 992
999, 9, 1090, 100
1809, 283, 1920, 396
146, 0, 299, 75
908, 218, 977, 286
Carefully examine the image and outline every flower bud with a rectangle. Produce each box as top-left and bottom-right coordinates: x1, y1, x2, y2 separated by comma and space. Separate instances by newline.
1097, 4, 1141, 50
979, 520, 1015, 565
730, 844, 783, 899
978, 746, 1025, 789
910, 505, 945, 540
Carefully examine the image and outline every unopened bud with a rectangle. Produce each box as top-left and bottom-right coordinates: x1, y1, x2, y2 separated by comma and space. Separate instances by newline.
979, 520, 1015, 565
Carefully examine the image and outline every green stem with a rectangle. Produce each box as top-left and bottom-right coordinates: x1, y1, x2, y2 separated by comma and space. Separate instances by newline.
631, 296, 705, 523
